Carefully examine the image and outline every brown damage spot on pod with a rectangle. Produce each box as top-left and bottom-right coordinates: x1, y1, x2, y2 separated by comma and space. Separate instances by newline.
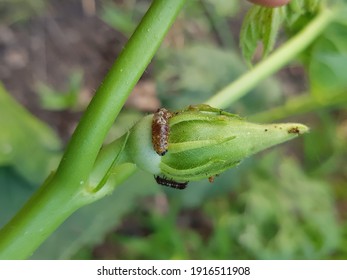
152, 108, 172, 156
288, 126, 300, 134
154, 175, 188, 190
208, 174, 219, 183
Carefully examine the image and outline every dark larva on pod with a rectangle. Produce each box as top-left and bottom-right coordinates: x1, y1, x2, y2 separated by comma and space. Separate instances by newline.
152, 108, 172, 156
154, 175, 188, 190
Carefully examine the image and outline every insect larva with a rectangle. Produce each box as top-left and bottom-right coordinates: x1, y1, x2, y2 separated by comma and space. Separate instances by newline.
208, 174, 219, 183
152, 108, 172, 156
208, 176, 215, 183
154, 175, 188, 190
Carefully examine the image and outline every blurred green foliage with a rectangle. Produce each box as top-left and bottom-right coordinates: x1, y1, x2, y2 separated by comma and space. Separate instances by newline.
240, 5, 285, 63
100, 1, 148, 37
155, 44, 283, 116
0, 83, 61, 185
0, 0, 45, 24
35, 70, 84, 111
309, 21, 347, 97
1, 0, 347, 260
103, 153, 339, 260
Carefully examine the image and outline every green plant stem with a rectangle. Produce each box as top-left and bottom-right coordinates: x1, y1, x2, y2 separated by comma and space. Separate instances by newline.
206, 8, 337, 108
55, 0, 186, 195
0, 0, 187, 259
250, 91, 347, 122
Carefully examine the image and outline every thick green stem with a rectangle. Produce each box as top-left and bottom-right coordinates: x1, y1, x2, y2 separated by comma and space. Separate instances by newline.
206, 8, 337, 108
0, 0, 187, 259
55, 0, 186, 193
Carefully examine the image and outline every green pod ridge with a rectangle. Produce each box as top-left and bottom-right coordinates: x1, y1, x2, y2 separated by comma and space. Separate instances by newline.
124, 104, 308, 183
169, 105, 242, 127
160, 158, 240, 181
168, 136, 236, 153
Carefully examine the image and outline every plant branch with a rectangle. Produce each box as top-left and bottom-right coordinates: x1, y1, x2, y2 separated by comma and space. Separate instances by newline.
249, 91, 347, 122
205, 7, 337, 108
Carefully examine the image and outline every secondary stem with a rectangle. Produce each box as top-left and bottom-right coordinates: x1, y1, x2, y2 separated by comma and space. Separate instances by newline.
206, 8, 337, 108
250, 91, 347, 122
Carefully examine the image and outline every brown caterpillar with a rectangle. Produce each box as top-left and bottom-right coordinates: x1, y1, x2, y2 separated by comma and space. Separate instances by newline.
152, 108, 172, 156
154, 175, 188, 190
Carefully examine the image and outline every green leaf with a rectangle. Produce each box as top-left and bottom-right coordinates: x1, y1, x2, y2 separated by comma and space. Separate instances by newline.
35, 70, 83, 111
240, 6, 285, 63
30, 170, 159, 259
0, 83, 61, 184
287, 0, 320, 16
0, 167, 35, 228
225, 153, 340, 259
308, 21, 347, 97
240, 0, 323, 64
